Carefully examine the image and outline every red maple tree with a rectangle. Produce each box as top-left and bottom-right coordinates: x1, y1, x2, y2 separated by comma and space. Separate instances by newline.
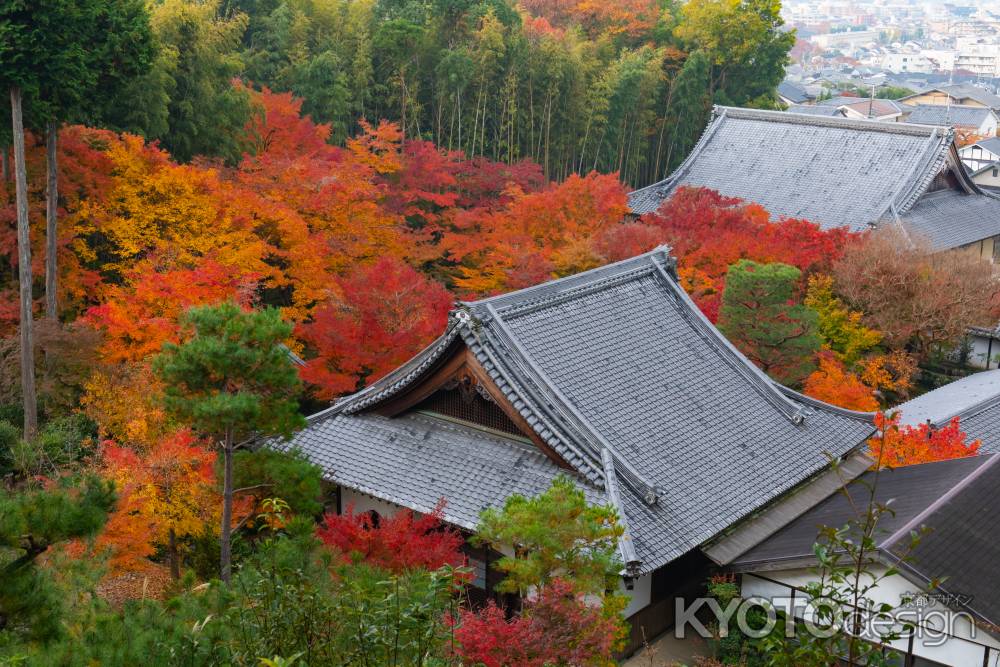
316, 501, 466, 574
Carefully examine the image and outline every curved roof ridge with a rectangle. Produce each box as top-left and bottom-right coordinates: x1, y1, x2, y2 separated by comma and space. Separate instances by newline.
647, 253, 809, 426
627, 107, 730, 215
893, 128, 956, 214
776, 385, 877, 423
333, 321, 464, 415
465, 247, 674, 313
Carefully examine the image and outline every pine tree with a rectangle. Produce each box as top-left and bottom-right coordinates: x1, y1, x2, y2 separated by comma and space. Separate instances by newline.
719, 259, 821, 386
152, 302, 305, 582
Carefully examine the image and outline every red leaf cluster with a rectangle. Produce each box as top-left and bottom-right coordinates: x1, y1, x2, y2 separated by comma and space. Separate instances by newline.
870, 412, 981, 467
452, 579, 621, 667
316, 501, 466, 574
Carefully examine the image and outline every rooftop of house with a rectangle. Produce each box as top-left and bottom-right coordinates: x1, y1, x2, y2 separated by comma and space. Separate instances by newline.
893, 369, 1000, 452
730, 454, 1000, 627
274, 248, 875, 576
905, 104, 998, 128
785, 104, 846, 117
902, 83, 1000, 110
964, 136, 1000, 156
818, 96, 904, 117
627, 106, 1000, 250
778, 81, 812, 104
628, 107, 955, 227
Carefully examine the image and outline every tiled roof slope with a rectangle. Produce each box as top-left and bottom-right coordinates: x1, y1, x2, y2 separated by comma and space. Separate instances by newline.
894, 369, 1000, 453
627, 107, 955, 229
283, 248, 874, 574
785, 104, 845, 117
901, 188, 1000, 250
732, 454, 1000, 626
905, 104, 997, 128
279, 411, 593, 529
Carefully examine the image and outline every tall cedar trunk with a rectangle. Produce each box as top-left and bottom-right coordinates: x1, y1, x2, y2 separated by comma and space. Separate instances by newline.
10, 87, 37, 439
220, 428, 234, 583
168, 527, 180, 580
45, 123, 57, 320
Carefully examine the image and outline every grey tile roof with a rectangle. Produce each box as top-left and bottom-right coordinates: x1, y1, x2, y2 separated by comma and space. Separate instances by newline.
287, 248, 875, 574
904, 104, 998, 128
275, 411, 590, 530
899, 188, 1000, 250
785, 104, 846, 117
778, 81, 810, 104
970, 136, 1000, 156
732, 454, 1000, 627
627, 107, 955, 229
936, 83, 1000, 110
893, 369, 1000, 454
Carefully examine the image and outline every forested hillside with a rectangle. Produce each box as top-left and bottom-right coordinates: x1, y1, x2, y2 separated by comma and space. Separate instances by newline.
94, 0, 792, 185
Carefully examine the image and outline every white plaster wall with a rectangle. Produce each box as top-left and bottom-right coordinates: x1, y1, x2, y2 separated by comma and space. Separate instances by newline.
968, 333, 998, 369
340, 488, 406, 518
621, 574, 652, 618
741, 569, 1000, 667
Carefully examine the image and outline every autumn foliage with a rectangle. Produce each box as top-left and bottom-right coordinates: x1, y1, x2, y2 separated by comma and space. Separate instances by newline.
452, 578, 623, 667
804, 353, 879, 413
316, 502, 466, 574
98, 430, 217, 573
870, 412, 981, 468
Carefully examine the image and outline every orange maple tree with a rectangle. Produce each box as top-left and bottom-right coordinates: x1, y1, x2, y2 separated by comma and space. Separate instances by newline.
98, 430, 218, 577
869, 412, 981, 468
803, 353, 879, 412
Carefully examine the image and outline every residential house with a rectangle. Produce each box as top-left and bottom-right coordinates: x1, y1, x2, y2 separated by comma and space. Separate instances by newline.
819, 96, 905, 122
778, 81, 814, 106
274, 247, 876, 654
785, 104, 847, 118
899, 83, 1000, 112
734, 454, 1000, 667
970, 162, 1000, 191
628, 107, 1000, 260
959, 137, 1000, 172
904, 104, 999, 138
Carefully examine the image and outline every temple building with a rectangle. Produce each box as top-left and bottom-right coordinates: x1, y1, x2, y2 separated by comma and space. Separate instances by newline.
277, 247, 876, 652
628, 107, 1000, 260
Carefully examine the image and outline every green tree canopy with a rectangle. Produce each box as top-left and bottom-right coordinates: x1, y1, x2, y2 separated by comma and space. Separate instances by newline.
153, 301, 305, 581
719, 259, 821, 386
475, 475, 622, 596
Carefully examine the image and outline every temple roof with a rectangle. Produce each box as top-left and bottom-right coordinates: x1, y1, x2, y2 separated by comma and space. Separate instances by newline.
628, 107, 1000, 251
279, 248, 874, 574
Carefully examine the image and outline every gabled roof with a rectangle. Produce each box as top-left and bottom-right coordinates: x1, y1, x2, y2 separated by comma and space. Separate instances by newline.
893, 370, 1000, 453
785, 104, 846, 117
279, 248, 875, 574
778, 81, 811, 104
905, 104, 998, 128
965, 136, 1000, 157
902, 83, 1000, 110
819, 97, 904, 117
731, 454, 1000, 627
628, 107, 957, 228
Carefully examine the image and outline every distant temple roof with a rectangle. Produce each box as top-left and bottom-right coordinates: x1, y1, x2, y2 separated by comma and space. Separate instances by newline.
731, 454, 1000, 627
628, 106, 1000, 251
277, 248, 874, 575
